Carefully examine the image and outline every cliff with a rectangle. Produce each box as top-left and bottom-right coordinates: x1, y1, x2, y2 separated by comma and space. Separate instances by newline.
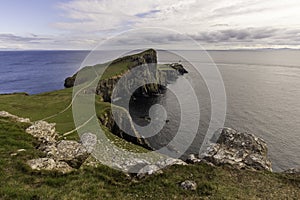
64, 49, 186, 102
99, 105, 152, 150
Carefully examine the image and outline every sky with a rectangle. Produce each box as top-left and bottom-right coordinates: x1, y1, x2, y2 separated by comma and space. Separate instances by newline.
0, 0, 300, 50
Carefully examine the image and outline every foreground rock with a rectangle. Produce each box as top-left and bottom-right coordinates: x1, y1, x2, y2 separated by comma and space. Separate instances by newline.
284, 168, 300, 174
27, 158, 74, 174
202, 128, 272, 171
26, 121, 58, 143
25, 120, 97, 173
137, 158, 187, 178
0, 111, 31, 123
180, 180, 197, 191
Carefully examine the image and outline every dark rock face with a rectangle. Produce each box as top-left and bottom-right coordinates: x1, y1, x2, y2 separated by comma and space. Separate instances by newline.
169, 63, 188, 75
202, 128, 272, 171
64, 49, 188, 102
99, 106, 152, 150
64, 74, 76, 88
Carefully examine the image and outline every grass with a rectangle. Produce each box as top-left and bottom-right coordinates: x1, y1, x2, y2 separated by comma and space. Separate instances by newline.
0, 87, 148, 152
0, 117, 299, 199
66, 49, 156, 85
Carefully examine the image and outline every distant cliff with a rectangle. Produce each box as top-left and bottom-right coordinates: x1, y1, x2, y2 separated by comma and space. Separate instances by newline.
64, 49, 187, 102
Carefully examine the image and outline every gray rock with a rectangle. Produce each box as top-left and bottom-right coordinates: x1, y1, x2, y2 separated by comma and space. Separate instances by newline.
0, 111, 31, 123
80, 132, 97, 153
137, 165, 161, 178
27, 158, 73, 174
202, 128, 272, 171
187, 154, 202, 164
53, 140, 90, 169
156, 158, 187, 168
180, 180, 197, 191
26, 121, 58, 143
284, 168, 300, 174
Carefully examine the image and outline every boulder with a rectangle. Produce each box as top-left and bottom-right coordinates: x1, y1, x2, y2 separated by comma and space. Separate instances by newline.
27, 158, 73, 174
53, 140, 90, 169
202, 128, 272, 171
180, 180, 197, 191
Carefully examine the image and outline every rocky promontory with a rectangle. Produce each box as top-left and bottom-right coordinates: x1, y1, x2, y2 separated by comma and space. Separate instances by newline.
201, 127, 272, 171
64, 49, 187, 102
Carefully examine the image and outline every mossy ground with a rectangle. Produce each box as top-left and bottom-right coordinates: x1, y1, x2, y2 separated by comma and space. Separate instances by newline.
0, 91, 299, 199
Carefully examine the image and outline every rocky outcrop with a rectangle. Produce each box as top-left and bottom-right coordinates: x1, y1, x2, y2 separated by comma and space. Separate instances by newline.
64, 49, 158, 90
186, 154, 202, 164
26, 121, 58, 144
202, 128, 272, 171
24, 119, 97, 173
169, 63, 188, 75
39, 140, 90, 169
284, 168, 300, 174
0, 111, 31, 123
65, 49, 188, 102
27, 158, 74, 174
135, 158, 187, 178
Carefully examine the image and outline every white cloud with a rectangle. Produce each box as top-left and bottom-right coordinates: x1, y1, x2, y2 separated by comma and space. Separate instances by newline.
2, 0, 300, 49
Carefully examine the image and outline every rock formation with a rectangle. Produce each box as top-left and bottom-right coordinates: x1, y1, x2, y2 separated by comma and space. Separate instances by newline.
202, 128, 272, 171
24, 119, 97, 173
0, 111, 30, 123
180, 180, 197, 191
99, 106, 152, 149
64, 49, 187, 102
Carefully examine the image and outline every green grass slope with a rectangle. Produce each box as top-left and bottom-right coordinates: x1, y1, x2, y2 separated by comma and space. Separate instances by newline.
0, 117, 299, 199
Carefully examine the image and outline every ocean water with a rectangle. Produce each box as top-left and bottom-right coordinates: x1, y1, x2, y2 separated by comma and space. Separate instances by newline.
131, 50, 300, 172
0, 50, 299, 171
0, 51, 89, 94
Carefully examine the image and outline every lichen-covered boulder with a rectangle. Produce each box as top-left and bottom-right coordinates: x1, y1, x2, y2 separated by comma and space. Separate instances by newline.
53, 140, 90, 169
202, 128, 272, 171
27, 158, 73, 174
26, 121, 58, 143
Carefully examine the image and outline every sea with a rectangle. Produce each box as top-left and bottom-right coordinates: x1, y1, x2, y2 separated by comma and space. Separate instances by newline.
0, 49, 299, 172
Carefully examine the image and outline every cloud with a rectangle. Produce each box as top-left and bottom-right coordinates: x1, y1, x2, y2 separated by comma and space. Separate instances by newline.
0, 33, 50, 43
2, 0, 300, 49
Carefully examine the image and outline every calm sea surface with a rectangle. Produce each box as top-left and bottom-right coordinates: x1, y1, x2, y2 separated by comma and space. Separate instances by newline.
0, 50, 299, 171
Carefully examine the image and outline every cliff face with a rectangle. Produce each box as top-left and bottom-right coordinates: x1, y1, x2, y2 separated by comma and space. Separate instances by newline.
65, 49, 185, 102
99, 106, 152, 150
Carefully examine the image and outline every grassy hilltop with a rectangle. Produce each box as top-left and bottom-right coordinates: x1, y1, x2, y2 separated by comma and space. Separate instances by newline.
0, 50, 299, 199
